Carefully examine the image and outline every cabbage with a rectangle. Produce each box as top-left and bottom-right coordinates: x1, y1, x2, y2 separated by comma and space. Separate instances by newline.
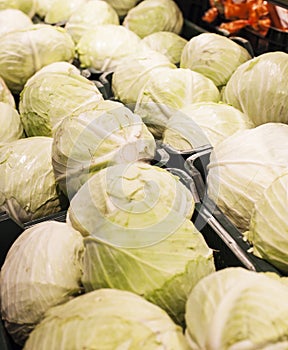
207, 123, 288, 231
222, 52, 288, 126
104, 0, 139, 16
0, 137, 64, 223
0, 102, 24, 145
35, 0, 54, 18
112, 50, 176, 106
142, 31, 187, 65
0, 24, 75, 93
0, 0, 36, 17
0, 76, 15, 107
245, 171, 288, 274
123, 0, 183, 38
0, 221, 84, 345
185, 267, 288, 350
163, 102, 253, 151
76, 24, 144, 72
52, 100, 156, 197
19, 62, 103, 137
135, 68, 220, 138
80, 219, 215, 326
68, 161, 194, 245
0, 9, 32, 37
24, 289, 190, 350
65, 1, 119, 44
44, 0, 87, 24
180, 33, 252, 88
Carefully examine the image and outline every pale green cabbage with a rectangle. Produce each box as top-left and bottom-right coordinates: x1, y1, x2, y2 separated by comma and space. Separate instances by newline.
0, 137, 64, 223
65, 1, 119, 44
24, 289, 190, 350
123, 0, 183, 38
207, 123, 288, 232
112, 50, 176, 106
52, 100, 156, 197
0, 0, 36, 17
19, 62, 103, 137
67, 161, 195, 246
0, 9, 32, 37
0, 76, 15, 107
104, 0, 139, 16
80, 219, 215, 326
185, 267, 288, 350
0, 24, 75, 93
0, 221, 84, 346
35, 0, 54, 18
222, 51, 288, 126
163, 102, 253, 151
245, 171, 288, 274
142, 31, 187, 65
180, 32, 252, 87
135, 68, 220, 138
0, 102, 24, 145
76, 24, 144, 72
44, 0, 87, 24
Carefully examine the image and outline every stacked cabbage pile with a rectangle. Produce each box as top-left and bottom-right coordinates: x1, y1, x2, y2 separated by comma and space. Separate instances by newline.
0, 0, 288, 349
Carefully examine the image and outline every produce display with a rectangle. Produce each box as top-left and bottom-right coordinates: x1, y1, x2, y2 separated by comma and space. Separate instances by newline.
0, 0, 288, 349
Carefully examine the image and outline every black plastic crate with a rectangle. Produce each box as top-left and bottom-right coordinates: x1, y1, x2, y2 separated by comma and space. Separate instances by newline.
175, 0, 210, 25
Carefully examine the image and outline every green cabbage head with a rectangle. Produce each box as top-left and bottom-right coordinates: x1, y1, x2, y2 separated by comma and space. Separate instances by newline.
222, 51, 288, 126
104, 0, 139, 16
185, 267, 288, 350
163, 102, 253, 151
19, 62, 103, 137
67, 161, 195, 247
0, 9, 32, 37
112, 49, 176, 106
0, 137, 64, 223
245, 170, 288, 274
142, 31, 187, 65
76, 24, 144, 72
0, 0, 36, 17
80, 219, 215, 326
0, 24, 75, 93
65, 1, 119, 44
0, 102, 24, 145
0, 76, 15, 107
43, 0, 87, 24
180, 32, 252, 87
0, 221, 84, 346
207, 123, 288, 232
24, 289, 190, 350
135, 68, 220, 139
52, 100, 156, 198
34, 0, 54, 18
123, 0, 183, 38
